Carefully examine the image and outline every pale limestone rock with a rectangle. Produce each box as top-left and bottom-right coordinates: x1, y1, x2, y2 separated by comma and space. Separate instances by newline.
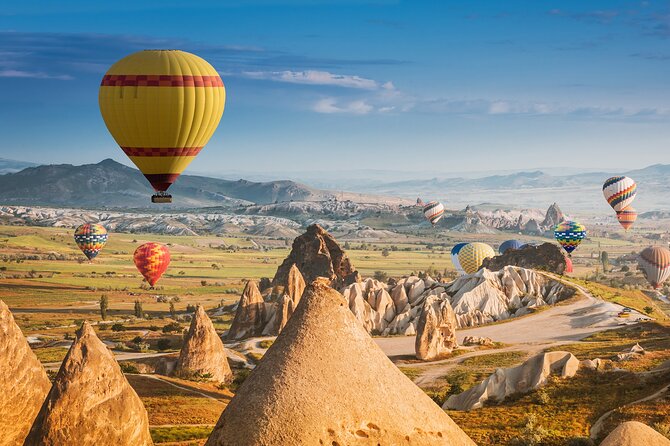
174, 306, 232, 383
205, 279, 476, 446
0, 300, 51, 446
415, 295, 458, 360
25, 322, 153, 446
227, 280, 266, 340
600, 421, 670, 446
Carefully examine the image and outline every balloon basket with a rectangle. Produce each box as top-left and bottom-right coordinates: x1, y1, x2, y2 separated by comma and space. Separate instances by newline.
152, 194, 172, 204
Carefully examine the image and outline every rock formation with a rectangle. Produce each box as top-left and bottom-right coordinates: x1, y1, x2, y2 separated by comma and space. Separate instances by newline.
24, 321, 153, 446
227, 280, 266, 340
272, 223, 358, 287
481, 243, 569, 275
444, 351, 579, 411
274, 264, 307, 334
462, 336, 494, 347
205, 279, 476, 446
541, 202, 564, 229
0, 300, 51, 446
415, 295, 459, 360
174, 306, 232, 383
615, 343, 646, 362
600, 421, 670, 446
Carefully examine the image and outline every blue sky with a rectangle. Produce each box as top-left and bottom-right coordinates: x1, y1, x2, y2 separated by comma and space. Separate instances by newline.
0, 0, 668, 176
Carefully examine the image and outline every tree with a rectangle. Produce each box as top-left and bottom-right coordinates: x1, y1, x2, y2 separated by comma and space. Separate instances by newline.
134, 300, 143, 318
382, 248, 390, 257
169, 301, 176, 319
600, 251, 609, 272
621, 264, 630, 272
99, 295, 109, 321
343, 241, 351, 250
373, 270, 389, 282
156, 338, 171, 351
644, 306, 653, 315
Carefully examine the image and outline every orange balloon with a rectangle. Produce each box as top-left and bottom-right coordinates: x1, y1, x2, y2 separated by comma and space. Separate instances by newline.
133, 242, 170, 286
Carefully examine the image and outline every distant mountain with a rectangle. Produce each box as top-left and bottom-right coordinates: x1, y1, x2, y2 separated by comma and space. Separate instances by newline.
0, 159, 330, 208
0, 158, 38, 175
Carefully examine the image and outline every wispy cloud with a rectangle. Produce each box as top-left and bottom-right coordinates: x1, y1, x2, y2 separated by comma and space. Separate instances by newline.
241, 70, 394, 90
0, 69, 73, 80
313, 97, 374, 114
630, 52, 670, 60
548, 8, 620, 24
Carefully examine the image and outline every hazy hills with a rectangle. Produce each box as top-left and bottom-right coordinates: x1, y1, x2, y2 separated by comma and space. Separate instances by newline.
0, 159, 329, 208
0, 158, 38, 175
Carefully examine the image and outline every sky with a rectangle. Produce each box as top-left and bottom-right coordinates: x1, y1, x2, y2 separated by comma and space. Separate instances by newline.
0, 0, 668, 177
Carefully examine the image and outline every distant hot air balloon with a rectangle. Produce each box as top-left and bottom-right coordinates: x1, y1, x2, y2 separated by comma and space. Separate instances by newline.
450, 242, 468, 274
554, 220, 586, 256
423, 201, 445, 226
74, 223, 108, 261
638, 246, 670, 289
564, 256, 573, 274
499, 239, 524, 255
99, 50, 226, 203
616, 206, 637, 231
603, 176, 637, 212
133, 242, 171, 287
457, 242, 495, 274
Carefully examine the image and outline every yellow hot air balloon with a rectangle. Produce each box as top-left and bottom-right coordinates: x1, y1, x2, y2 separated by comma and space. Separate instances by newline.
99, 50, 225, 203
457, 242, 496, 274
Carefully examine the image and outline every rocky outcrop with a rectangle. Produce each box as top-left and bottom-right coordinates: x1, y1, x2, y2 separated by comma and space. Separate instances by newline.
444, 351, 579, 411
541, 202, 564, 229
174, 306, 232, 383
272, 224, 358, 287
227, 280, 266, 340
285, 264, 306, 307
0, 300, 51, 446
615, 343, 646, 362
600, 421, 670, 446
205, 279, 476, 446
462, 336, 494, 347
481, 243, 569, 275
415, 295, 458, 360
25, 322, 153, 446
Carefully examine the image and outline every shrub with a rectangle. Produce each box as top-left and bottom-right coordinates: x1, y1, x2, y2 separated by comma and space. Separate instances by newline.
119, 362, 140, 374
373, 270, 389, 282
111, 323, 125, 332
156, 338, 172, 351
162, 322, 182, 333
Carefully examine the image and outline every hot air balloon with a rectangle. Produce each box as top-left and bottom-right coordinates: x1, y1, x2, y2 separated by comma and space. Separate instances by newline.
554, 220, 586, 256
564, 256, 573, 274
603, 176, 637, 212
423, 201, 445, 226
457, 242, 495, 274
99, 50, 226, 203
74, 223, 108, 261
450, 243, 468, 274
133, 242, 171, 287
499, 239, 524, 255
616, 206, 637, 231
638, 246, 670, 289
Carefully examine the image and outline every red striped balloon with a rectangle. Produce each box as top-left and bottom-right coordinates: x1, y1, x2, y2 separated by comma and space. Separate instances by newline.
616, 206, 637, 231
638, 246, 670, 289
133, 242, 171, 286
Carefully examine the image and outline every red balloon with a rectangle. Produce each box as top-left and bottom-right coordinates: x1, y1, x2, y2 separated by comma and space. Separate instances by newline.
133, 242, 170, 286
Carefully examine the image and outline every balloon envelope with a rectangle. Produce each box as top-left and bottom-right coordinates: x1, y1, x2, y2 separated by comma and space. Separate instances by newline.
616, 206, 637, 231
99, 50, 225, 194
423, 201, 445, 226
499, 239, 524, 255
450, 242, 468, 274
603, 176, 637, 212
564, 256, 573, 274
554, 220, 587, 255
133, 242, 171, 286
457, 242, 495, 274
74, 224, 108, 260
638, 246, 670, 289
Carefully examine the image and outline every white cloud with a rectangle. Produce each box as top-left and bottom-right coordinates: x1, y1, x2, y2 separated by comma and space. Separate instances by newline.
242, 70, 391, 90
313, 97, 374, 114
0, 69, 73, 80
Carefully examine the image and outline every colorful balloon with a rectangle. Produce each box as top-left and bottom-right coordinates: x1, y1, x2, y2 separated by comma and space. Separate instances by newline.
74, 224, 108, 261
99, 50, 226, 203
603, 176, 637, 212
423, 201, 445, 226
499, 239, 524, 255
457, 242, 495, 274
554, 220, 587, 255
450, 243, 468, 274
133, 242, 171, 286
564, 256, 573, 274
638, 246, 670, 289
616, 206, 637, 231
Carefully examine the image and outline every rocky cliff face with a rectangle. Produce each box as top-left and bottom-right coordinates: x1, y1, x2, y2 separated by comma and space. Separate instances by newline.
205, 279, 476, 446
444, 351, 579, 411
24, 322, 153, 446
175, 306, 232, 383
0, 300, 52, 446
481, 242, 569, 274
272, 224, 358, 287
227, 281, 267, 340
415, 295, 459, 360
